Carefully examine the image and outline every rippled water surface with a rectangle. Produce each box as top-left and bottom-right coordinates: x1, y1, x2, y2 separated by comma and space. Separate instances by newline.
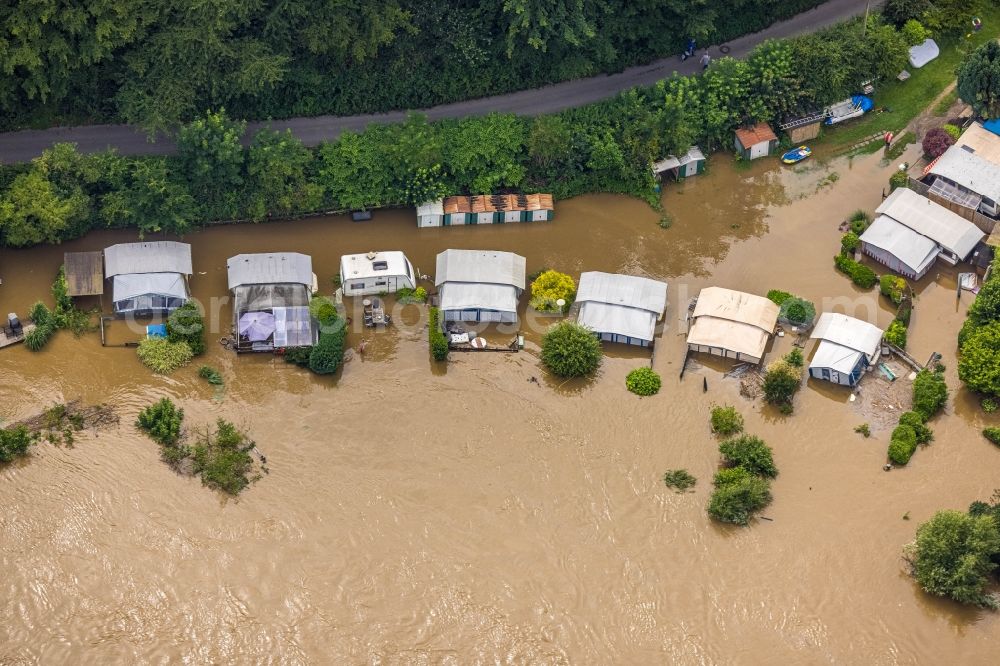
2, 148, 998, 664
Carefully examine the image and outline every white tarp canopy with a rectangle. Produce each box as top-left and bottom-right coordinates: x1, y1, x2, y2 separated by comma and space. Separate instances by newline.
435, 249, 526, 290
579, 301, 657, 341
876, 187, 984, 258
809, 313, 883, 373
859, 215, 939, 276
112, 273, 188, 302
908, 38, 939, 68
227, 253, 313, 290
687, 287, 779, 359
929, 145, 1000, 204
272, 306, 313, 347
575, 271, 667, 341
438, 282, 518, 314
104, 241, 192, 278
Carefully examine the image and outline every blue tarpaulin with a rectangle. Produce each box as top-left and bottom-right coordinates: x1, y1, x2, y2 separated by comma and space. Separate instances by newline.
983, 118, 1000, 137
146, 324, 167, 339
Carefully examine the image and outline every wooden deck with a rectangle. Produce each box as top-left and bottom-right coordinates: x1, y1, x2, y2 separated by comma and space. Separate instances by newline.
0, 322, 36, 349
64, 251, 104, 296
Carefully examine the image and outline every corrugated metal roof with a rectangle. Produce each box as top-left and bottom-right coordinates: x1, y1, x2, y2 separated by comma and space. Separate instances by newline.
439, 283, 518, 313
227, 253, 313, 289
687, 317, 771, 359
691, 287, 778, 332
435, 249, 526, 290
578, 301, 657, 341
859, 215, 939, 275
810, 313, 883, 358
112, 273, 188, 302
810, 342, 864, 375
441, 194, 554, 214
104, 242, 192, 278
929, 145, 1000, 203
875, 188, 983, 257
576, 272, 667, 314
340, 251, 412, 280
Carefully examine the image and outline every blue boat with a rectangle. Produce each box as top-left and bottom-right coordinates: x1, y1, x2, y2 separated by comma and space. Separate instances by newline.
781, 145, 812, 164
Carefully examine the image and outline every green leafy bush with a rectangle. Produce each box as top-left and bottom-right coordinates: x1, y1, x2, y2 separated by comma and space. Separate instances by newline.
766, 290, 793, 306
983, 428, 1000, 446
309, 329, 346, 374
396, 286, 428, 304
889, 170, 909, 192
190, 419, 258, 495
309, 296, 339, 326
136, 398, 184, 447
982, 398, 997, 413
541, 321, 602, 377
710, 405, 744, 436
849, 210, 872, 235
626, 367, 661, 395
719, 435, 778, 478
854, 423, 871, 438
529, 270, 576, 313
912, 370, 948, 420
959, 321, 1000, 396
24, 322, 55, 351
841, 232, 860, 255
707, 474, 772, 526
0, 425, 34, 463
785, 347, 804, 368
907, 510, 1000, 608
713, 466, 753, 487
880, 275, 907, 305
283, 346, 312, 366
779, 298, 815, 327
899, 411, 933, 445
895, 298, 912, 326
763, 358, 802, 408
663, 469, 697, 492
136, 338, 194, 374
428, 307, 448, 361
166, 302, 206, 356
942, 124, 961, 141
884, 320, 908, 349
198, 365, 224, 385
888, 424, 918, 465
834, 254, 877, 289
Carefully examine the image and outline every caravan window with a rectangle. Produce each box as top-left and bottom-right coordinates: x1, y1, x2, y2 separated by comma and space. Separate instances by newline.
372, 261, 388, 271
351, 283, 365, 291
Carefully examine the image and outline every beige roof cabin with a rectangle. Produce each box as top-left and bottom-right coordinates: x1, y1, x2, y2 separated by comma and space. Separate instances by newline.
686, 287, 779, 364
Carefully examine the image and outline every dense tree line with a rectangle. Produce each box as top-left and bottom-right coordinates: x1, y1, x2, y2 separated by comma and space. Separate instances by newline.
1, 0, 832, 132
0, 12, 948, 248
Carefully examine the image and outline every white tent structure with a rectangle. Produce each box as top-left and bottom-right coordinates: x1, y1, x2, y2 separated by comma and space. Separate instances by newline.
575, 272, 668, 347
103, 241, 192, 315
686, 287, 779, 364
226, 253, 317, 352
908, 38, 939, 68
339, 251, 417, 296
859, 188, 984, 279
435, 249, 526, 323
808, 313, 884, 387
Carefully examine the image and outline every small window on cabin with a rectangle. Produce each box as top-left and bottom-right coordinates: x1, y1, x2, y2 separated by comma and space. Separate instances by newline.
352, 283, 365, 290
372, 261, 388, 271
375, 280, 387, 286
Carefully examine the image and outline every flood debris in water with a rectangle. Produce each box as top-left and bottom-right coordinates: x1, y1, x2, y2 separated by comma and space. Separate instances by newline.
7, 400, 119, 449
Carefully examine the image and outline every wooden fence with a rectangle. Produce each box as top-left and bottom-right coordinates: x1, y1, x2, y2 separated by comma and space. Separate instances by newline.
906, 177, 997, 234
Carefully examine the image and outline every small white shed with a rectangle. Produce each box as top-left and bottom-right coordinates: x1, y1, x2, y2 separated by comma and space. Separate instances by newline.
575, 272, 668, 347
808, 313, 883, 386
417, 200, 444, 227
340, 251, 417, 296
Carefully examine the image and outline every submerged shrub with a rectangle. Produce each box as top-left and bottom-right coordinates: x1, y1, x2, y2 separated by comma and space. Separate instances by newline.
283, 346, 312, 366
841, 232, 860, 255
854, 423, 871, 438
912, 370, 948, 421
136, 398, 184, 447
23, 322, 55, 351
710, 405, 744, 436
663, 469, 697, 492
884, 320, 908, 349
779, 298, 815, 327
958, 321, 1000, 396
626, 367, 661, 395
889, 170, 909, 192
707, 474, 772, 526
190, 419, 258, 495
309, 329, 346, 375
766, 290, 793, 306
983, 428, 1000, 446
888, 424, 918, 465
198, 365, 224, 385
428, 307, 448, 361
784, 347, 804, 368
907, 510, 1000, 608
849, 210, 872, 234
396, 286, 428, 304
763, 358, 802, 408
137, 338, 193, 374
719, 435, 778, 478
166, 302, 206, 356
834, 254, 877, 289
0, 425, 34, 463
541, 321, 602, 377
899, 411, 933, 445
880, 275, 907, 305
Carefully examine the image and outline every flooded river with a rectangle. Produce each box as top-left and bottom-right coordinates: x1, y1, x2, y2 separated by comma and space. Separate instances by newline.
2, 148, 998, 664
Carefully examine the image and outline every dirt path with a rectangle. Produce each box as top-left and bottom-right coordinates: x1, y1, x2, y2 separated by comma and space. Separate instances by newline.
0, 0, 880, 164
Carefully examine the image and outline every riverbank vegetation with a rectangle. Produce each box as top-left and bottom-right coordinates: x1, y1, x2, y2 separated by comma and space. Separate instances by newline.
663, 469, 697, 493
0, 425, 33, 463
710, 405, 744, 437
2, 6, 984, 249
23, 267, 95, 351
541, 321, 602, 378
763, 349, 804, 413
0, 1, 830, 133
1, 401, 118, 461
428, 307, 449, 362
888, 370, 947, 465
136, 337, 194, 374
708, 434, 777, 526
905, 492, 1000, 609
136, 397, 262, 494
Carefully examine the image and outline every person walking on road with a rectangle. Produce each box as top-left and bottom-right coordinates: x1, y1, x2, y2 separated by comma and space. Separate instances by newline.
700, 53, 711, 70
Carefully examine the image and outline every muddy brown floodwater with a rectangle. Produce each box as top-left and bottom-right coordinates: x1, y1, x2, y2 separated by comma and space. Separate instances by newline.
2, 147, 999, 664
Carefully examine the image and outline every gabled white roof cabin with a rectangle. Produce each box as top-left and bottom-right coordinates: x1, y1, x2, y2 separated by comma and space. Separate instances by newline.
103, 241, 192, 315
435, 249, 526, 323
575, 272, 668, 347
686, 287, 779, 364
808, 313, 883, 387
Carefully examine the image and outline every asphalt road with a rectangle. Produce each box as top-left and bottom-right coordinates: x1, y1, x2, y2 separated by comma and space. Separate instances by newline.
0, 0, 876, 165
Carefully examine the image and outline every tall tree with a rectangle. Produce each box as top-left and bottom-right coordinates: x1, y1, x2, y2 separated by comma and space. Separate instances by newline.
246, 128, 321, 219
958, 41, 1000, 120
176, 109, 246, 219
